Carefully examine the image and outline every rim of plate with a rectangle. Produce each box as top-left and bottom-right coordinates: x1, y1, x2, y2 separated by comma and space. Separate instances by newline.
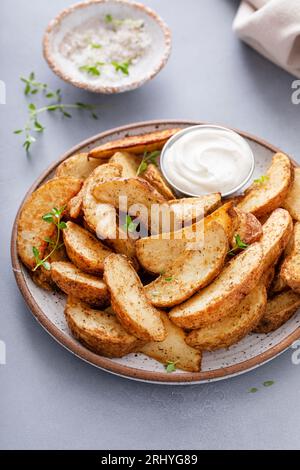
10, 119, 300, 384
43, 0, 172, 94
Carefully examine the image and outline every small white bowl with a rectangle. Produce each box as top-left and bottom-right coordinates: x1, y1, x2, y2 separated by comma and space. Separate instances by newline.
43, 0, 172, 94
160, 125, 255, 197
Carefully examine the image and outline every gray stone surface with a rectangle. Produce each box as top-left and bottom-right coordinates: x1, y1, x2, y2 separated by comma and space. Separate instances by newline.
1, 0, 300, 450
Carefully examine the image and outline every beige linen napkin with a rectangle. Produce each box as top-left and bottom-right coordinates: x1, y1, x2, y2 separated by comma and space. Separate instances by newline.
233, 0, 300, 77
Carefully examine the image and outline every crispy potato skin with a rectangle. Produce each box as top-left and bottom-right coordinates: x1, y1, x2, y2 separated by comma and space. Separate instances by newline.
231, 208, 262, 246
51, 261, 109, 307
237, 153, 293, 217
281, 222, 300, 293
254, 290, 300, 333
186, 283, 267, 350
65, 297, 142, 357
17, 177, 83, 269
139, 314, 201, 372
88, 128, 181, 159
104, 254, 166, 341
145, 222, 228, 307
55, 153, 103, 179
63, 221, 112, 274
283, 167, 300, 221
169, 243, 264, 329
142, 164, 175, 200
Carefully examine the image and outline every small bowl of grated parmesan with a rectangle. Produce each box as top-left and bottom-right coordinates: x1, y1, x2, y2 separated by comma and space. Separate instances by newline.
43, 0, 172, 94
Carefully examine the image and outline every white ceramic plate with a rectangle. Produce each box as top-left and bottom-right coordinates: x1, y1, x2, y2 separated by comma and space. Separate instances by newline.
11, 120, 300, 384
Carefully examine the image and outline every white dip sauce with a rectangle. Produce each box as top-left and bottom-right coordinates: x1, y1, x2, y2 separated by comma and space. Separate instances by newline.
59, 15, 152, 85
162, 127, 254, 196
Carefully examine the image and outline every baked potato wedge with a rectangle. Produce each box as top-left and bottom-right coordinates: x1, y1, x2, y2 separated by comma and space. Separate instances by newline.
103, 254, 166, 341
142, 164, 175, 200
109, 151, 140, 178
280, 222, 300, 293
254, 290, 300, 333
186, 283, 267, 350
283, 167, 300, 221
145, 222, 228, 307
51, 261, 109, 307
17, 177, 83, 269
63, 221, 112, 274
139, 314, 201, 372
231, 208, 262, 247
136, 202, 234, 274
169, 243, 263, 329
32, 244, 68, 291
55, 153, 103, 179
65, 297, 142, 357
237, 153, 293, 218
88, 128, 181, 159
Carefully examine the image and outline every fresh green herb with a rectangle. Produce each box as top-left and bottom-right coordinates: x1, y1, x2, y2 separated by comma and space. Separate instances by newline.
32, 206, 66, 271
90, 42, 102, 49
165, 276, 173, 282
254, 175, 270, 185
165, 361, 178, 373
79, 62, 105, 76
111, 60, 130, 76
14, 73, 98, 152
105, 14, 113, 23
248, 387, 258, 393
136, 151, 160, 176
263, 380, 275, 387
123, 215, 138, 233
228, 234, 249, 256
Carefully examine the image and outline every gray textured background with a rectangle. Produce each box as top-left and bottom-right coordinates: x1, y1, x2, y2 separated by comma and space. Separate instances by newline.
1, 0, 300, 450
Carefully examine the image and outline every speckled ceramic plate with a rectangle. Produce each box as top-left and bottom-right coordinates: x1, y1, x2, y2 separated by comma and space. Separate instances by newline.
11, 120, 300, 384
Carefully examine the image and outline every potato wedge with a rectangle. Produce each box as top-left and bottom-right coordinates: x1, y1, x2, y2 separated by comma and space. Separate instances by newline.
55, 153, 103, 179
283, 167, 300, 221
142, 164, 175, 200
51, 261, 109, 307
17, 177, 83, 269
260, 208, 293, 272
254, 290, 300, 333
32, 244, 68, 291
139, 314, 201, 372
109, 151, 140, 178
65, 297, 142, 357
145, 222, 228, 307
103, 254, 166, 341
88, 128, 181, 159
186, 283, 267, 350
169, 243, 263, 329
237, 153, 293, 217
63, 221, 112, 274
281, 222, 300, 293
260, 266, 275, 290
136, 202, 235, 274
231, 208, 262, 247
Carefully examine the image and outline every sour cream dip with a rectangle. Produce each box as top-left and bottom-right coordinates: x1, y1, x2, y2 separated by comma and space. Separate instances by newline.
160, 125, 254, 197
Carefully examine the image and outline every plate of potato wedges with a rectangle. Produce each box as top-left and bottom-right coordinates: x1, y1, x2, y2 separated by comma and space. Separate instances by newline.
11, 120, 300, 384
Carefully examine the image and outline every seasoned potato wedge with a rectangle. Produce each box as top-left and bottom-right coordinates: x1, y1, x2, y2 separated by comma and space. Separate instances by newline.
281, 222, 300, 293
51, 261, 109, 307
88, 128, 181, 159
169, 243, 263, 329
254, 290, 300, 333
55, 153, 103, 179
260, 208, 293, 272
139, 314, 201, 372
237, 153, 293, 217
32, 244, 68, 291
260, 266, 275, 290
142, 164, 175, 200
186, 283, 267, 350
231, 208, 262, 247
63, 221, 112, 274
104, 254, 166, 341
92, 177, 167, 227
145, 222, 228, 307
17, 177, 83, 269
283, 167, 300, 221
136, 202, 235, 274
109, 151, 140, 178
65, 297, 142, 357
